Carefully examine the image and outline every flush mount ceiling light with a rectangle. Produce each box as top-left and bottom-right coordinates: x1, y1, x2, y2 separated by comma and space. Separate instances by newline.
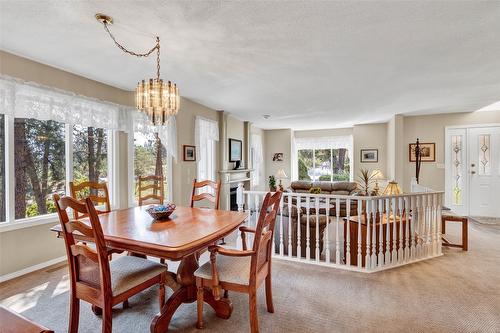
95, 13, 179, 125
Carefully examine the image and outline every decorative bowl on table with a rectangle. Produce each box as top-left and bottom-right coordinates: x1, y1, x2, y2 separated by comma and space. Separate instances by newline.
146, 203, 176, 221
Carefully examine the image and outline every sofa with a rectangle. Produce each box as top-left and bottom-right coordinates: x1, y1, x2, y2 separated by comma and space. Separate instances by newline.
276, 180, 360, 260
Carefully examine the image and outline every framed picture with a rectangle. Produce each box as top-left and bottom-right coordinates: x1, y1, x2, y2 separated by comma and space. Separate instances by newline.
360, 149, 378, 163
409, 142, 435, 162
229, 138, 242, 162
183, 145, 196, 161
272, 153, 284, 162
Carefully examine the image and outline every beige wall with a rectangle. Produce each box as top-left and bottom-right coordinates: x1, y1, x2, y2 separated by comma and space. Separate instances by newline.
172, 98, 219, 206
264, 129, 293, 189
386, 115, 404, 183
0, 50, 133, 106
402, 111, 500, 191
225, 115, 246, 170
353, 123, 387, 179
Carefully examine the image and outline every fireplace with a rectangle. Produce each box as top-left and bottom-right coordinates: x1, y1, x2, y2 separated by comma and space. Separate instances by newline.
229, 186, 238, 211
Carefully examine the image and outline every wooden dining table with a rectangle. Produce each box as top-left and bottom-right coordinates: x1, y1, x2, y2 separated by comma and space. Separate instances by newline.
51, 205, 248, 332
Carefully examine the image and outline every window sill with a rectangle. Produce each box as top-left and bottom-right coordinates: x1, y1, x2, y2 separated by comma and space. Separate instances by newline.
0, 214, 59, 233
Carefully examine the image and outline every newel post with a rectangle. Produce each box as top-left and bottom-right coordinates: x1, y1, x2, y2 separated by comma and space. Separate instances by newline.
237, 182, 244, 212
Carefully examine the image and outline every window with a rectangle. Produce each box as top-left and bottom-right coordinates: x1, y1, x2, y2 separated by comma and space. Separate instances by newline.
250, 133, 263, 187
14, 118, 65, 219
73, 125, 108, 184
195, 117, 219, 181
0, 77, 126, 227
294, 136, 353, 182
0, 115, 5, 222
134, 131, 168, 200
298, 148, 350, 181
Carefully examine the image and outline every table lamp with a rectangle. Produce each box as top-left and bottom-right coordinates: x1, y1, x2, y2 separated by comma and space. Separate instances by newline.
383, 180, 402, 195
371, 169, 384, 196
276, 169, 288, 191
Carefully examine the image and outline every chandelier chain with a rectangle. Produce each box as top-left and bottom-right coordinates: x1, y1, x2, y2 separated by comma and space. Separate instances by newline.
102, 22, 161, 79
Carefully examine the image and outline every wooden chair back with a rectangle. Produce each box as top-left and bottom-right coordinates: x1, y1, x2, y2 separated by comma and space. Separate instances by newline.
138, 175, 164, 206
190, 179, 221, 210
249, 191, 282, 281
69, 181, 111, 219
53, 194, 111, 297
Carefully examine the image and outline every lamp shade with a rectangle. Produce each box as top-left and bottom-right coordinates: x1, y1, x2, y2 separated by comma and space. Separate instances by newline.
383, 181, 401, 195
276, 169, 288, 179
371, 169, 384, 180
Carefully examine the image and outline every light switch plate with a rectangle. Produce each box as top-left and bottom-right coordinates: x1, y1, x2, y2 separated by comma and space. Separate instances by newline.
437, 163, 445, 169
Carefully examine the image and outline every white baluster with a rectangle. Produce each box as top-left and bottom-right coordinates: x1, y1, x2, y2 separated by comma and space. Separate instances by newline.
385, 198, 391, 265
287, 193, 293, 258
410, 196, 416, 260
297, 194, 302, 259
365, 199, 371, 269
416, 195, 422, 258
315, 196, 320, 262
357, 198, 362, 268
371, 198, 377, 268
237, 183, 244, 212
335, 198, 340, 264
391, 197, 398, 264
306, 196, 311, 260
325, 197, 331, 263
404, 196, 410, 262
346, 199, 351, 266
398, 197, 404, 263
437, 193, 443, 255
278, 194, 284, 256
378, 198, 384, 267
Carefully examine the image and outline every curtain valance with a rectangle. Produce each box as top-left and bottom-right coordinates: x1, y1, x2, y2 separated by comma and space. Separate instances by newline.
0, 75, 127, 131
294, 135, 353, 151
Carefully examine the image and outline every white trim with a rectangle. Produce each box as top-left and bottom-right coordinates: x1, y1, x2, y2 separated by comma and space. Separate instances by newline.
5, 115, 14, 223
65, 123, 73, 196
0, 214, 58, 232
127, 131, 135, 207
0, 255, 66, 283
445, 123, 500, 130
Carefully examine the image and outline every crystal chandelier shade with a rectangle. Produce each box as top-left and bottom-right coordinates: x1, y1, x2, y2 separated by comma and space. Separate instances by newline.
136, 79, 180, 125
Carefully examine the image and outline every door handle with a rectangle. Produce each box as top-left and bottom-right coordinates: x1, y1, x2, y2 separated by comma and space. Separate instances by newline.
471, 171, 476, 175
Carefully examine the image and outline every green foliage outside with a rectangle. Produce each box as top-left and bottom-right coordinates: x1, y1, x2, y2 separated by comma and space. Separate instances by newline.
298, 148, 350, 181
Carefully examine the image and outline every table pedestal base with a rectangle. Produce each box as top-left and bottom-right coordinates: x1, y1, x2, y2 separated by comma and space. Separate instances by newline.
150, 254, 233, 332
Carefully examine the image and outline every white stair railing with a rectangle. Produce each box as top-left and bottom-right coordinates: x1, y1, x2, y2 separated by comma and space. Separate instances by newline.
236, 183, 443, 273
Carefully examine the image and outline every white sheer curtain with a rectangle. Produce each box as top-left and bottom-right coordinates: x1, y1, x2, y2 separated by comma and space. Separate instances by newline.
251, 133, 263, 187
293, 135, 354, 181
195, 116, 219, 181
0, 75, 127, 131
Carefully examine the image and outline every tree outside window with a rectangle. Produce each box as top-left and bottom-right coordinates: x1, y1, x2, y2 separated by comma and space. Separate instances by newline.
14, 118, 65, 219
134, 132, 168, 201
298, 148, 350, 181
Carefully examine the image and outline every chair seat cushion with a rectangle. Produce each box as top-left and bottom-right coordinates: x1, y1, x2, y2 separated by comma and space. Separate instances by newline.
110, 256, 166, 296
194, 255, 251, 286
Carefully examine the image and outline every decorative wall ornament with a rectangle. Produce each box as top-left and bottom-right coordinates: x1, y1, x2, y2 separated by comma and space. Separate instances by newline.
409, 142, 435, 162
183, 145, 196, 161
478, 134, 491, 175
451, 135, 462, 205
360, 149, 378, 163
273, 153, 284, 162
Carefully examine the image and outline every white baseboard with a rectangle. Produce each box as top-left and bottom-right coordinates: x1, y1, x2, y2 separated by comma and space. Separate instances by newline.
0, 256, 67, 283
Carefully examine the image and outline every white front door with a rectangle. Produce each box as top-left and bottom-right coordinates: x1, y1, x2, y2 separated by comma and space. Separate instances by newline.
468, 127, 500, 217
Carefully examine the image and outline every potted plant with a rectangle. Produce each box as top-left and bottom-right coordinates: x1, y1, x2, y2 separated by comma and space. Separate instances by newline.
357, 168, 375, 196
269, 175, 277, 192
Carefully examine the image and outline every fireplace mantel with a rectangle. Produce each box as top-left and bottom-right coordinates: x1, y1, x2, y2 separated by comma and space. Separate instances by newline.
218, 169, 254, 210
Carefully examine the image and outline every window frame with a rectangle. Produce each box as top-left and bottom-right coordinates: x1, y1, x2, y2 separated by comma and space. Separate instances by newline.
128, 131, 173, 207
0, 115, 117, 232
298, 147, 352, 182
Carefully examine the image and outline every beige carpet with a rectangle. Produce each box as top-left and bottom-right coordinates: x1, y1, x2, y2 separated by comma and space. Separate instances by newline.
1, 222, 499, 332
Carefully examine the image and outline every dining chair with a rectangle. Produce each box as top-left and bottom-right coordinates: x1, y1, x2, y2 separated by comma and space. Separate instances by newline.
138, 175, 164, 206
70, 181, 111, 220
53, 194, 166, 333
190, 179, 221, 210
194, 191, 282, 333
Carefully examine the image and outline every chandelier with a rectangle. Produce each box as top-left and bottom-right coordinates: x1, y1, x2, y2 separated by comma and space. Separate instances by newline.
95, 13, 179, 125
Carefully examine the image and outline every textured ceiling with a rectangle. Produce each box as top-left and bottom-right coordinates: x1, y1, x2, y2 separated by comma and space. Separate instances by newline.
1, 1, 500, 129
